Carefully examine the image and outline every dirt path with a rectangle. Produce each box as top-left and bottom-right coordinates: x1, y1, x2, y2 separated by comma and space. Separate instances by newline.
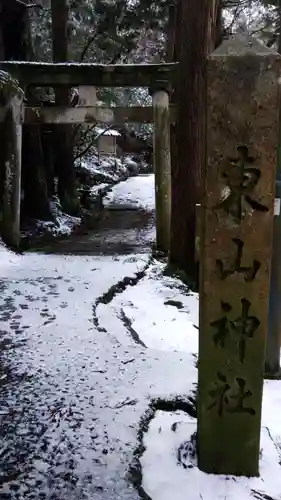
0, 175, 193, 500
33, 208, 155, 256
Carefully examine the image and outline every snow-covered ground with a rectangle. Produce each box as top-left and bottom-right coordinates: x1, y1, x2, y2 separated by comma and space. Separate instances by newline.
141, 412, 281, 500
1, 173, 281, 500
0, 248, 196, 500
0, 242, 22, 269
104, 174, 155, 211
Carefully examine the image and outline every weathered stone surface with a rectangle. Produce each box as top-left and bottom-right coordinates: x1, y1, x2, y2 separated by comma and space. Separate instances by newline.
198, 35, 281, 476
78, 86, 97, 106
2, 95, 23, 249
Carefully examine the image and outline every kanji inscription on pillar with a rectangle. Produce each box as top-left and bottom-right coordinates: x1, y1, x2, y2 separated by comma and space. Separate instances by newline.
216, 237, 260, 281
211, 298, 260, 363
214, 145, 268, 222
207, 372, 256, 417
197, 35, 281, 477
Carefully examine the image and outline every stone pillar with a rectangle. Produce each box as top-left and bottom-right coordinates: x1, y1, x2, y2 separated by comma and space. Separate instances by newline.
2, 94, 24, 249
198, 35, 281, 477
152, 88, 171, 253
78, 86, 97, 106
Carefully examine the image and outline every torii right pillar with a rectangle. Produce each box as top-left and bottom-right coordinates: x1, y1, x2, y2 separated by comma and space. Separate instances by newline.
198, 35, 281, 476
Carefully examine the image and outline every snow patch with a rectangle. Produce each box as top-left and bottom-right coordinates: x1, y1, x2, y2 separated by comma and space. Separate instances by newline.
90, 182, 109, 197
105, 261, 199, 352
104, 174, 155, 211
141, 412, 281, 500
0, 239, 22, 268
36, 197, 81, 237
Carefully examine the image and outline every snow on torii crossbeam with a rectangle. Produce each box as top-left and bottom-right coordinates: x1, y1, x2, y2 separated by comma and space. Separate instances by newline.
0, 61, 178, 87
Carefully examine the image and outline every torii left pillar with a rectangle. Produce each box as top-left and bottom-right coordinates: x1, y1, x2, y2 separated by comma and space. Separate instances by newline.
2, 94, 24, 249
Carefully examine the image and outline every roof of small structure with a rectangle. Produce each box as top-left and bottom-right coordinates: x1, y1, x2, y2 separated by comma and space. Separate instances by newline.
96, 127, 121, 137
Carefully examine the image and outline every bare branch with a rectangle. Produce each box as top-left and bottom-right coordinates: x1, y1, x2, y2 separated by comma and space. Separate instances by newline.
80, 33, 99, 62
15, 0, 43, 8
74, 139, 96, 161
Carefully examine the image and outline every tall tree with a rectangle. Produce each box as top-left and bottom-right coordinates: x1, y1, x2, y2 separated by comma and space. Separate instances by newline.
169, 0, 209, 286
0, 0, 51, 221
51, 0, 78, 214
209, 0, 223, 49
169, 0, 221, 287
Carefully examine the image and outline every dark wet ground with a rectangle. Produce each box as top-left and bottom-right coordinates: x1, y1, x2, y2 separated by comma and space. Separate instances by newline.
32, 208, 155, 256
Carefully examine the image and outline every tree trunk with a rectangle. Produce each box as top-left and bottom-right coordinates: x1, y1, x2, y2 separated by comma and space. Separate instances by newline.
21, 9, 51, 220
166, 4, 177, 62
22, 122, 51, 220
51, 0, 78, 215
214, 0, 223, 49
0, 11, 5, 215
169, 0, 210, 287
208, 0, 222, 51
0, 4, 4, 60
0, 3, 51, 221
